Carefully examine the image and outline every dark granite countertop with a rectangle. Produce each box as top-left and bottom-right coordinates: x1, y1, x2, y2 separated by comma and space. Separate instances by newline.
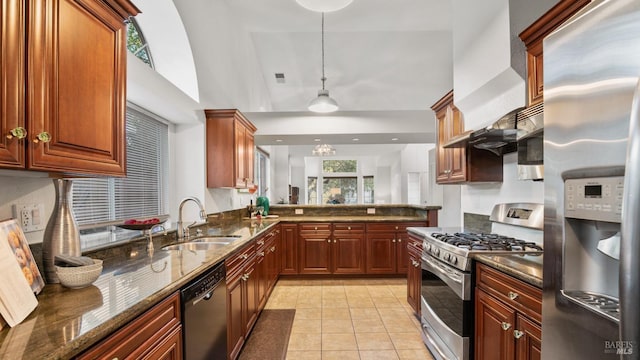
473, 254, 543, 288
0, 211, 439, 359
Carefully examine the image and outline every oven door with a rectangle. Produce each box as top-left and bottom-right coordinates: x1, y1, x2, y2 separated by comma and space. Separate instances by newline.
421, 253, 472, 360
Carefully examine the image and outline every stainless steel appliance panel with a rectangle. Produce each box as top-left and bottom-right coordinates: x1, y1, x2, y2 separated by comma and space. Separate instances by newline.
544, 0, 640, 358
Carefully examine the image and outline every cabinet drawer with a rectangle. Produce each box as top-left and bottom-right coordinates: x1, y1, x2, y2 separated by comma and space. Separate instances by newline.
367, 222, 424, 232
299, 223, 331, 233
227, 242, 255, 277
476, 263, 542, 323
333, 223, 365, 233
78, 292, 181, 360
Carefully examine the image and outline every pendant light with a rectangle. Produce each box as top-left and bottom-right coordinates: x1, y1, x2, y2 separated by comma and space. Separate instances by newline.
296, 0, 353, 13
312, 144, 336, 156
308, 13, 339, 113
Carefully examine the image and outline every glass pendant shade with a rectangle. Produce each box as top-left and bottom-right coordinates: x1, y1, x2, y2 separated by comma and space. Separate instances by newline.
308, 89, 339, 113
296, 0, 353, 12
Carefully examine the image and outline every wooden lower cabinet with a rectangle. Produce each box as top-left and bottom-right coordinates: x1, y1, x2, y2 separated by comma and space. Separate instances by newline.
332, 232, 365, 274
226, 243, 258, 360
77, 292, 182, 360
299, 226, 332, 274
366, 223, 425, 274
280, 223, 299, 274
475, 263, 542, 360
406, 233, 422, 315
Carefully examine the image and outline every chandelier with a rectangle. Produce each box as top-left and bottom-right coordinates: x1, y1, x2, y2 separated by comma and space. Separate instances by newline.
312, 144, 336, 156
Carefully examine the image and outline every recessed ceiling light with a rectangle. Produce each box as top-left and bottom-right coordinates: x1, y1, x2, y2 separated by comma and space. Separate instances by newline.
352, 138, 360, 141
276, 139, 283, 142
296, 0, 353, 13
314, 138, 321, 142
391, 138, 399, 141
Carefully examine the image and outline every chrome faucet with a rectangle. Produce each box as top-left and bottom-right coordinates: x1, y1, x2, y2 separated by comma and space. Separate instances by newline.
177, 197, 207, 240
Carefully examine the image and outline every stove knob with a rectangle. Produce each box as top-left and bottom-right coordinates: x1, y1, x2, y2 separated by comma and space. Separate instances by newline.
450, 255, 458, 265
434, 248, 440, 257
425, 244, 431, 253
444, 253, 450, 262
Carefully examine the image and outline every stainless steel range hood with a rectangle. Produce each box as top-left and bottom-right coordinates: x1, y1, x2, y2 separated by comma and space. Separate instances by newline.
443, 107, 525, 155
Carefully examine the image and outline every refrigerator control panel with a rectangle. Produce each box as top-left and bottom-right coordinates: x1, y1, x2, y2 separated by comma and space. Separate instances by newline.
565, 176, 623, 223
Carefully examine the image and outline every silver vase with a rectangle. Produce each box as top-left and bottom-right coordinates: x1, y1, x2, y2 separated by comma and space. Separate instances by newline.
43, 178, 81, 283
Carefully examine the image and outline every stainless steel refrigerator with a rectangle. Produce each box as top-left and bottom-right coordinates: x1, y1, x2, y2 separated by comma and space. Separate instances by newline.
543, 0, 640, 359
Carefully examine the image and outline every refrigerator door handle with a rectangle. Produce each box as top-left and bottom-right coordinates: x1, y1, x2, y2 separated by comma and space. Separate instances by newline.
620, 78, 640, 355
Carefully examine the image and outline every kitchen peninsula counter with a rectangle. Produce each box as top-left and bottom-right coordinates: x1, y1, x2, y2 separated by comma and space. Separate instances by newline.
473, 253, 543, 288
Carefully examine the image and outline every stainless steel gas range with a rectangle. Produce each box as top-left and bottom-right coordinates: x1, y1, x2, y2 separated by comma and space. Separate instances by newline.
408, 203, 544, 360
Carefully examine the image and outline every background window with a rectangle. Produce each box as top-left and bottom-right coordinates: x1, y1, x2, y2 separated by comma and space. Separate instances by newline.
72, 104, 169, 249
323, 177, 357, 204
323, 159, 357, 173
363, 176, 374, 204
126, 18, 154, 68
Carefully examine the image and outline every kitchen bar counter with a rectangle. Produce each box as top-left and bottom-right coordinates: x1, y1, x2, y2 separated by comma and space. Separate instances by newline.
0, 207, 438, 359
473, 254, 543, 288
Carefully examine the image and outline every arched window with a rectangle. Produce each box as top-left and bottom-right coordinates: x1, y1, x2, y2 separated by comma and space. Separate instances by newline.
126, 18, 154, 68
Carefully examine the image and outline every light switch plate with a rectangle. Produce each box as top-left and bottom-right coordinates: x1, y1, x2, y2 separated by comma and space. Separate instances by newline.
12, 203, 45, 233
295, 209, 304, 215
367, 208, 376, 214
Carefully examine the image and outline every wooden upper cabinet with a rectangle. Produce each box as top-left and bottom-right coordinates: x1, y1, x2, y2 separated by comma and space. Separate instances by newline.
519, 0, 590, 106
0, 0, 138, 175
205, 109, 257, 189
432, 91, 502, 184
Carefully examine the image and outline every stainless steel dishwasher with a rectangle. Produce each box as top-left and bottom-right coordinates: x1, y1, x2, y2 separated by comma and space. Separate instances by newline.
181, 261, 227, 360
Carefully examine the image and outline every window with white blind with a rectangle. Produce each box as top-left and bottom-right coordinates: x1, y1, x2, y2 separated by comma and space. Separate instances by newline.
72, 104, 169, 249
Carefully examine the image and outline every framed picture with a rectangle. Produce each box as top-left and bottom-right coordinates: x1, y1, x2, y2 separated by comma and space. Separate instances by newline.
0, 219, 45, 295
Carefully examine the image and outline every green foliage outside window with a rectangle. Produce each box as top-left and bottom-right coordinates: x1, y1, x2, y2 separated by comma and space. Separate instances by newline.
126, 19, 153, 68
322, 160, 357, 173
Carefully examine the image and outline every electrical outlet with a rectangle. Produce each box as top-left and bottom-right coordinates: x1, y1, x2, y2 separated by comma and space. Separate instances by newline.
12, 203, 45, 233
294, 208, 304, 215
367, 208, 376, 214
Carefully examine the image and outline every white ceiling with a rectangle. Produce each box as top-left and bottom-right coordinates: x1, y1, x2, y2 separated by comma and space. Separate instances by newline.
221, 0, 453, 145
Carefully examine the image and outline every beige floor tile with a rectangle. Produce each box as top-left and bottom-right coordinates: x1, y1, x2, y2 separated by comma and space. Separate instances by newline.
323, 297, 349, 308
291, 318, 322, 333
396, 348, 434, 360
350, 308, 382, 320
286, 350, 323, 360
359, 350, 400, 360
288, 333, 322, 351
353, 318, 387, 333
322, 308, 352, 320
377, 308, 412, 321
388, 332, 426, 350
382, 321, 418, 333
372, 297, 403, 308
297, 298, 323, 308
322, 333, 358, 351
322, 319, 354, 333
295, 308, 322, 320
321, 350, 361, 360
347, 297, 376, 308
355, 332, 395, 350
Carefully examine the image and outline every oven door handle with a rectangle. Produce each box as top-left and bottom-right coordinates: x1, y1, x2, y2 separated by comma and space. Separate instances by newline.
422, 254, 462, 284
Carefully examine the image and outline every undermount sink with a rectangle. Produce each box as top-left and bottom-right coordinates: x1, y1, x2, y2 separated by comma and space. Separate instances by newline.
161, 235, 242, 251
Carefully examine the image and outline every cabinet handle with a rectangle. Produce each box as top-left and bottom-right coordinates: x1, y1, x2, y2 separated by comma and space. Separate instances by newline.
398, 239, 402, 243
242, 273, 250, 281
258, 251, 265, 257
33, 131, 51, 143
315, 226, 318, 231
444, 169, 452, 174
395, 226, 399, 230
241, 254, 249, 260
514, 330, 524, 339
327, 239, 331, 243
333, 240, 337, 243
270, 246, 276, 252
257, 240, 264, 245
501, 322, 511, 331
508, 291, 519, 300
6, 127, 27, 140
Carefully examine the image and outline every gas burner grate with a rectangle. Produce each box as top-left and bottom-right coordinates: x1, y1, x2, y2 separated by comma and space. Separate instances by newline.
430, 232, 543, 252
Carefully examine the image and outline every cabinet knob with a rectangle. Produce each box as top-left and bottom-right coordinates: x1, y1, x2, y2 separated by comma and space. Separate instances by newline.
508, 291, 519, 300
333, 240, 337, 243
501, 322, 511, 331
513, 330, 524, 339
257, 240, 264, 245
348, 226, 351, 230
395, 226, 399, 230
327, 239, 331, 243
258, 251, 265, 257
33, 131, 51, 143
398, 239, 402, 243
392, 239, 396, 243
270, 246, 276, 252
6, 127, 27, 140
241, 254, 249, 260
315, 226, 318, 231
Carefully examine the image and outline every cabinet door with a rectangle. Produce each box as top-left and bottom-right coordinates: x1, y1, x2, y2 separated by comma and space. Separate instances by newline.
332, 234, 365, 274
255, 246, 268, 310
406, 251, 421, 314
476, 289, 516, 360
227, 274, 245, 360
245, 130, 255, 187
515, 314, 542, 360
235, 121, 247, 188
365, 233, 396, 274
142, 325, 183, 360
28, 0, 126, 176
396, 231, 410, 274
448, 104, 467, 182
435, 106, 450, 182
244, 264, 259, 335
299, 232, 332, 274
0, 0, 25, 168
280, 224, 298, 274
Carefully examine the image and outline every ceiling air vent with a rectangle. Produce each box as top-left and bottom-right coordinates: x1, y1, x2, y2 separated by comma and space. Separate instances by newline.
275, 73, 285, 84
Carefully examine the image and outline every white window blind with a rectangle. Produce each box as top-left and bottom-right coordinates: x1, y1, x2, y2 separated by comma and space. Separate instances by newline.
72, 105, 169, 228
